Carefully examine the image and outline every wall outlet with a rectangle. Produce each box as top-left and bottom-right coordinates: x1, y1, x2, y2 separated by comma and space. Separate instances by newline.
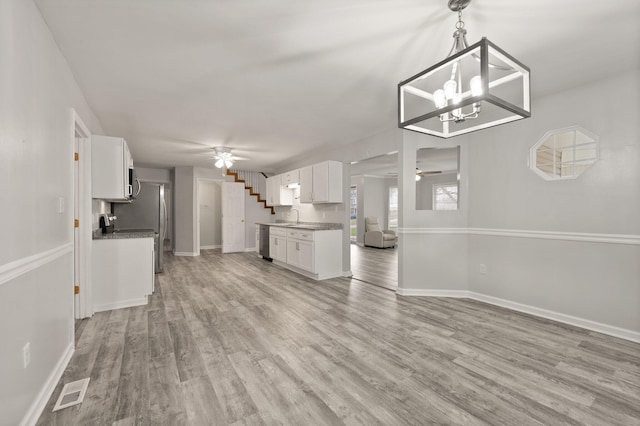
23, 342, 31, 368
479, 264, 487, 274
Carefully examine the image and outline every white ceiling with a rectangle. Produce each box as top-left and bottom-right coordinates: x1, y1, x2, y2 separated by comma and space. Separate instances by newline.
35, 0, 639, 172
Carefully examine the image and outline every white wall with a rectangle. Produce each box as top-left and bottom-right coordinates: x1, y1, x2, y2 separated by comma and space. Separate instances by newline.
398, 69, 640, 339
135, 166, 171, 184
0, 0, 103, 424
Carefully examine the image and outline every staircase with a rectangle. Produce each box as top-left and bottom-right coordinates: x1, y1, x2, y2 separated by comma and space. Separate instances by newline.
227, 170, 275, 215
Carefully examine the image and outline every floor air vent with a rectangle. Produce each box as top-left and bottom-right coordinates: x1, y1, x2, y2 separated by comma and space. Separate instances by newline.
52, 377, 90, 412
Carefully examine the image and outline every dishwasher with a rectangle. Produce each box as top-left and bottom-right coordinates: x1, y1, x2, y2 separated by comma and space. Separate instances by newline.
259, 224, 272, 261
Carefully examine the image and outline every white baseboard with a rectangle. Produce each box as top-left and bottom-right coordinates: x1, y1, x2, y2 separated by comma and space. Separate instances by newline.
342, 270, 353, 277
396, 288, 640, 343
244, 247, 257, 253
93, 296, 148, 313
468, 292, 640, 343
173, 251, 198, 257
200, 245, 221, 250
21, 342, 74, 426
395, 288, 469, 298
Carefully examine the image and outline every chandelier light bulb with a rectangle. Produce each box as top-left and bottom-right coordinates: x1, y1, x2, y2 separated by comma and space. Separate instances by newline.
470, 75, 482, 97
443, 79, 457, 100
415, 174, 421, 181
433, 89, 447, 108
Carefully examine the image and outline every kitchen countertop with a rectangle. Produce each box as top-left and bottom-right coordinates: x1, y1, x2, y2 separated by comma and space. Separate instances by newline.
256, 221, 343, 231
93, 228, 158, 240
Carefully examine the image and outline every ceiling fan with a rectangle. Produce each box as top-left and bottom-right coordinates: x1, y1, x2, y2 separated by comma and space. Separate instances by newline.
211, 147, 248, 169
388, 169, 442, 181
415, 168, 442, 181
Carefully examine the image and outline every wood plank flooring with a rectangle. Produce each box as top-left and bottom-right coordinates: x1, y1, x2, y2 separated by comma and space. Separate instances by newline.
350, 244, 397, 290
38, 250, 640, 425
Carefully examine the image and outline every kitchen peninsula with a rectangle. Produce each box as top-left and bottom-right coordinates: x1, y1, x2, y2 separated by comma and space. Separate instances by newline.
257, 222, 343, 280
92, 229, 156, 312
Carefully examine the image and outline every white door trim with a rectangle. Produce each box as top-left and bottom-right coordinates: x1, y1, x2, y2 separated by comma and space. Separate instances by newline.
73, 109, 93, 319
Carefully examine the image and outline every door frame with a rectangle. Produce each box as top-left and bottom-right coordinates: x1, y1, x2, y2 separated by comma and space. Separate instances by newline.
73, 109, 93, 319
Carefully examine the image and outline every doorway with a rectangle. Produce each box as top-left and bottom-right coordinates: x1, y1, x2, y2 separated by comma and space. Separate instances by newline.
198, 180, 222, 250
196, 178, 224, 255
349, 152, 399, 290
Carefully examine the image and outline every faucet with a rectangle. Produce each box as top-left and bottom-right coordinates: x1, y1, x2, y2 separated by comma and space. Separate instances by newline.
290, 208, 300, 223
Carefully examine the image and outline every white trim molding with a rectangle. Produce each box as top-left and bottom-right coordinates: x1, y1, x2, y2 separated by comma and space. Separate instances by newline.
395, 288, 640, 343
397, 227, 640, 245
0, 244, 73, 287
395, 288, 469, 298
93, 296, 148, 313
200, 245, 222, 250
173, 251, 199, 257
21, 342, 74, 426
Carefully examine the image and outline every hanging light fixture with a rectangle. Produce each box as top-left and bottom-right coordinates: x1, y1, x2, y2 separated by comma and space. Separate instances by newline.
212, 147, 235, 169
398, 0, 530, 138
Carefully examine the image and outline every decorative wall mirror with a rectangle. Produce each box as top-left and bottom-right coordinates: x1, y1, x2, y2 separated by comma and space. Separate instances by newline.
416, 146, 460, 210
530, 126, 598, 180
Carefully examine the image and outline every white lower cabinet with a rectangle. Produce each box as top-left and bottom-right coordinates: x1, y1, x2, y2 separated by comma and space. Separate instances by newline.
92, 237, 154, 312
270, 226, 342, 280
287, 231, 315, 273
269, 227, 287, 262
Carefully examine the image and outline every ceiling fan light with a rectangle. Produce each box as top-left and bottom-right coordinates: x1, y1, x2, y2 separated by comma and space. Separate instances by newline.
415, 175, 421, 181
215, 159, 224, 168
224, 159, 234, 169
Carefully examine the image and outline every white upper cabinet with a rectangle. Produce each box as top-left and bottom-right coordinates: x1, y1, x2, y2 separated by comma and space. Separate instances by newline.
299, 166, 313, 203
281, 169, 300, 186
300, 161, 343, 203
91, 135, 134, 201
266, 175, 293, 206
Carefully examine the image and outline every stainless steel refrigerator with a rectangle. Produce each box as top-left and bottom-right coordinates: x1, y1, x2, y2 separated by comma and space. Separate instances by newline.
113, 182, 168, 273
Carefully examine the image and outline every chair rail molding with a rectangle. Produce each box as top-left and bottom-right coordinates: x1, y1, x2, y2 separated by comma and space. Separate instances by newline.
0, 243, 73, 287
397, 227, 640, 245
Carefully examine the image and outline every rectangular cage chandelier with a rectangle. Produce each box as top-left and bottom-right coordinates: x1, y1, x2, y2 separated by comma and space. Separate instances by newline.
398, 0, 531, 139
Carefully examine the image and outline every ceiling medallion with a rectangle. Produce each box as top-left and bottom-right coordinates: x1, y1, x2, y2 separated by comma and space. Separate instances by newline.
398, 0, 531, 138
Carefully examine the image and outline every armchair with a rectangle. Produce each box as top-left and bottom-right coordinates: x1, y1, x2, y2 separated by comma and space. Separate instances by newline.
364, 217, 397, 248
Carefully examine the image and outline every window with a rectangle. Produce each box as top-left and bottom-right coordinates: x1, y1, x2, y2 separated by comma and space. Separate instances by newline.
432, 183, 458, 211
388, 186, 398, 230
530, 126, 598, 180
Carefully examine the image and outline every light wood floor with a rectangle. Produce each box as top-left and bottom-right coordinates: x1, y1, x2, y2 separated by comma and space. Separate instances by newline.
38, 250, 640, 425
350, 244, 397, 290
